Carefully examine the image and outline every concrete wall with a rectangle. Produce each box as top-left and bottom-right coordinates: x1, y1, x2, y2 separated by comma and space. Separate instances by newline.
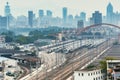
74, 69, 105, 80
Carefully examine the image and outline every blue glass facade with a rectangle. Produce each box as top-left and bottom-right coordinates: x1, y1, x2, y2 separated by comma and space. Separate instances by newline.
107, 3, 113, 23
80, 12, 86, 22
4, 2, 11, 16
47, 10, 52, 17
92, 11, 102, 24
62, 7, 67, 22
28, 11, 33, 27
39, 10, 44, 18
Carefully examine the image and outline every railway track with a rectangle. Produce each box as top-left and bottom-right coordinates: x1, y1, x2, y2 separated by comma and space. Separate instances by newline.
28, 40, 114, 80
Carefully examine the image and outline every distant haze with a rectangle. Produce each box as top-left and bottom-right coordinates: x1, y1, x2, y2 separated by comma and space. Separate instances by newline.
0, 0, 120, 18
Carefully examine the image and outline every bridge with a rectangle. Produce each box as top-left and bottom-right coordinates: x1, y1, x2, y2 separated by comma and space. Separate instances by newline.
74, 23, 120, 35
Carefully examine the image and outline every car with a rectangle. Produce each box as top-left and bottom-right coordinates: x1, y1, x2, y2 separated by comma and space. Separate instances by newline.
6, 72, 14, 76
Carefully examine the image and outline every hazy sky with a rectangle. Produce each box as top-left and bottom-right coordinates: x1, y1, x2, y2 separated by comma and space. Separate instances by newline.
0, 0, 120, 18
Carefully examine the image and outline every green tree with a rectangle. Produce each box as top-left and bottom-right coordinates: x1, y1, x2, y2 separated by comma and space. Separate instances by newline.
1, 31, 15, 42
99, 56, 116, 71
113, 41, 119, 45
31, 51, 37, 56
14, 46, 20, 50
15, 35, 28, 44
5, 36, 13, 42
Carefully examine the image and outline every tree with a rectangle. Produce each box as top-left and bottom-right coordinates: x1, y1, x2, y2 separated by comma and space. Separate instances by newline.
105, 56, 116, 60
1, 31, 15, 36
5, 36, 13, 42
113, 41, 119, 45
14, 46, 20, 50
31, 51, 37, 56
15, 35, 28, 44
99, 56, 116, 71
1, 31, 15, 42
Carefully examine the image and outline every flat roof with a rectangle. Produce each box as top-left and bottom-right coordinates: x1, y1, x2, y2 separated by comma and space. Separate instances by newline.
107, 60, 120, 63
12, 55, 40, 62
75, 69, 102, 73
0, 57, 8, 62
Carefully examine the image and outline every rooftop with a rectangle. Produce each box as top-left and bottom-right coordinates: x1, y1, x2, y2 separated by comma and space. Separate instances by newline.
0, 57, 8, 62
107, 60, 120, 63
79, 64, 101, 72
12, 55, 40, 62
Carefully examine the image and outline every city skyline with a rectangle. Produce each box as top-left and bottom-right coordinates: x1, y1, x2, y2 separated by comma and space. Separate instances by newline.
1, 0, 120, 19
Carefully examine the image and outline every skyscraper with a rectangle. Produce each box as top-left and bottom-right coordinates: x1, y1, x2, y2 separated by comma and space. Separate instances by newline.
62, 7, 67, 22
4, 2, 11, 30
80, 12, 86, 22
92, 11, 102, 24
77, 20, 84, 28
68, 15, 73, 25
68, 15, 73, 21
4, 2, 11, 16
47, 10, 52, 17
0, 16, 7, 29
28, 11, 33, 27
107, 2, 113, 23
39, 10, 44, 18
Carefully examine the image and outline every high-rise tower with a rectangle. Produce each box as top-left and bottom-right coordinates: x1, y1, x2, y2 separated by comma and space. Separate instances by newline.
62, 7, 67, 22
28, 11, 33, 27
92, 11, 102, 25
4, 2, 11, 16
39, 10, 44, 18
107, 2, 113, 23
47, 10, 52, 17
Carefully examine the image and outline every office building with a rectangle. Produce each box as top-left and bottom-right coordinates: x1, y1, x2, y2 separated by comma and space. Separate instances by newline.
39, 10, 44, 18
62, 7, 67, 22
92, 11, 102, 24
68, 15, 73, 21
4, 2, 11, 29
16, 15, 27, 27
0, 16, 7, 29
4, 2, 11, 16
28, 11, 33, 27
77, 20, 84, 28
107, 2, 113, 23
80, 12, 86, 22
47, 10, 52, 17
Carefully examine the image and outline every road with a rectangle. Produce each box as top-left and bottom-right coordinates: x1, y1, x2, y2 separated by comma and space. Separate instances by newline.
17, 65, 30, 79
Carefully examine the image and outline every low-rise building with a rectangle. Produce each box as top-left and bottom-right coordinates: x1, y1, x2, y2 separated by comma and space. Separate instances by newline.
107, 60, 120, 80
0, 57, 21, 80
74, 69, 105, 80
0, 43, 14, 49
18, 44, 35, 51
0, 35, 5, 43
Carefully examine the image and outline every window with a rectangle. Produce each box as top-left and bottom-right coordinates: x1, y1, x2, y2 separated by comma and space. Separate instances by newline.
99, 71, 101, 74
99, 77, 100, 79
96, 78, 97, 80
82, 73, 84, 76
78, 73, 80, 76
91, 73, 92, 76
96, 72, 97, 75
88, 73, 90, 76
